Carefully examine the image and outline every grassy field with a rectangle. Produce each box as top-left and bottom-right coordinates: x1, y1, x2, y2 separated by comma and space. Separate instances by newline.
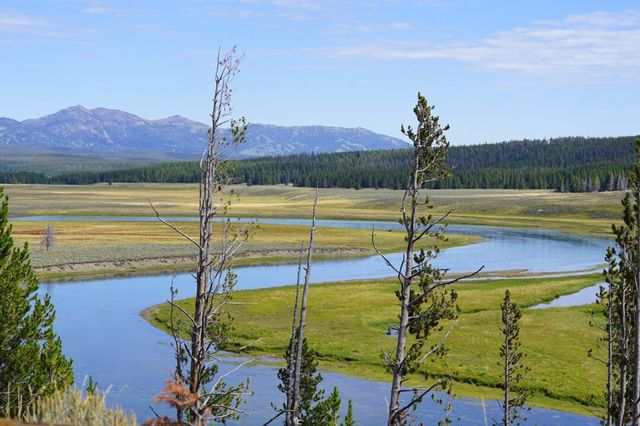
11, 220, 480, 280
143, 273, 605, 416
4, 184, 623, 236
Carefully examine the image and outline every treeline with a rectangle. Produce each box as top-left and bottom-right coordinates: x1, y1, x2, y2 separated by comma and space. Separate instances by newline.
0, 136, 635, 192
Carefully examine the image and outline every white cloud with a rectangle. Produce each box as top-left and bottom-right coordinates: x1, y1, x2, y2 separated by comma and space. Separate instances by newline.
0, 12, 51, 32
390, 21, 415, 30
0, 11, 95, 43
83, 6, 116, 14
324, 10, 640, 81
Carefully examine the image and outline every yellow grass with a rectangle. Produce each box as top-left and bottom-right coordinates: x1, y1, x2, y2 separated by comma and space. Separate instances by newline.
10, 220, 480, 278
12, 220, 478, 253
5, 184, 623, 236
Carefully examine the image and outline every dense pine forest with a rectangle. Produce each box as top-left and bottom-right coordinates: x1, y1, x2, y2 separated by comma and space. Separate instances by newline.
1, 136, 634, 192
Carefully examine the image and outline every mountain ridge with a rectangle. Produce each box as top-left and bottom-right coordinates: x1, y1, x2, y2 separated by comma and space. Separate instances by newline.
0, 106, 408, 159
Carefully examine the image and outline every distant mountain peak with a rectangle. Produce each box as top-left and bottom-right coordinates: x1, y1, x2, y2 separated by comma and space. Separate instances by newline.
153, 114, 196, 124
0, 106, 408, 159
58, 105, 91, 115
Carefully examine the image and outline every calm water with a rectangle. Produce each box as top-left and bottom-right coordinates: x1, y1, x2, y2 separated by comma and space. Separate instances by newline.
530, 283, 603, 309
38, 220, 609, 425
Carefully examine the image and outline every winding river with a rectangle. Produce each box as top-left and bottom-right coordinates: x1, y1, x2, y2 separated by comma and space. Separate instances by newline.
31, 218, 610, 425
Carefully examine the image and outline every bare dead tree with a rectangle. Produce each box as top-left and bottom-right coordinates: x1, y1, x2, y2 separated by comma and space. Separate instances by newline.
269, 192, 336, 426
265, 243, 307, 426
151, 47, 250, 425
284, 242, 305, 424
41, 223, 55, 251
373, 93, 483, 426
291, 189, 318, 425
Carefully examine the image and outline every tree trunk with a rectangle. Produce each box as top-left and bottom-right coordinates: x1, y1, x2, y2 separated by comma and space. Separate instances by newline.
503, 332, 510, 426
151, 48, 246, 424
189, 154, 215, 416
618, 279, 628, 426
607, 280, 613, 426
634, 185, 640, 426
286, 243, 305, 425
388, 159, 419, 426
619, 365, 628, 426
292, 191, 318, 425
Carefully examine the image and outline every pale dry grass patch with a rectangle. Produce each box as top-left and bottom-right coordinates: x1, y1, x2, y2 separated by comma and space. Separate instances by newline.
3, 387, 136, 426
4, 184, 624, 235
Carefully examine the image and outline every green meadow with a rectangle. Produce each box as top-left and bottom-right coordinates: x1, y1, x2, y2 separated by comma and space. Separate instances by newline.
143, 273, 606, 416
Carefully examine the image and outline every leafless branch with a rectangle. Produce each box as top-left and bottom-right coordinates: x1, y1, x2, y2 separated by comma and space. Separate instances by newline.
372, 227, 403, 277
419, 321, 457, 363
167, 300, 198, 328
149, 200, 201, 249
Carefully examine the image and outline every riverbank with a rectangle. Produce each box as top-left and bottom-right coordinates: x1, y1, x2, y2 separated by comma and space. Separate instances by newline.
143, 273, 605, 417
13, 220, 480, 281
5, 184, 622, 237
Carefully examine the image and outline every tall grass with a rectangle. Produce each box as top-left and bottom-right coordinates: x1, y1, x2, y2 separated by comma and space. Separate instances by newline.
2, 386, 136, 426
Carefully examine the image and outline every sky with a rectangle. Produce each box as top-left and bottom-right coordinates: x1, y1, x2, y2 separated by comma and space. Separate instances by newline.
1, 0, 639, 144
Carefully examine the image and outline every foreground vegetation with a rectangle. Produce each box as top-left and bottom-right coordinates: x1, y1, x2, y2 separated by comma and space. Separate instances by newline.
0, 187, 73, 415
2, 387, 137, 426
144, 273, 605, 416
5, 184, 622, 237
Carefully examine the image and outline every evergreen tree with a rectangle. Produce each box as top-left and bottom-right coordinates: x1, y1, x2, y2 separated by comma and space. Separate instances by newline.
278, 345, 357, 425
497, 290, 529, 426
307, 387, 357, 426
310, 387, 341, 426
378, 93, 482, 425
277, 335, 324, 422
343, 400, 356, 426
0, 186, 73, 415
2, 135, 636, 193
601, 136, 640, 425
595, 247, 633, 425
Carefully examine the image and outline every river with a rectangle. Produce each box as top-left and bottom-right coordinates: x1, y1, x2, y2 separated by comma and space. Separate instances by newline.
35, 219, 609, 425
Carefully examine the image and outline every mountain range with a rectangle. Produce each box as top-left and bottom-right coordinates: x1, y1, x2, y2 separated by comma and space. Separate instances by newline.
0, 106, 408, 159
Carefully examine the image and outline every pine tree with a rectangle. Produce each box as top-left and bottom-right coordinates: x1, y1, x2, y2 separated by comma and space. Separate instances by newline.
311, 387, 341, 426
343, 400, 356, 426
277, 335, 324, 422
603, 136, 640, 425
307, 387, 356, 426
498, 290, 529, 426
0, 186, 73, 415
377, 93, 482, 425
595, 247, 633, 425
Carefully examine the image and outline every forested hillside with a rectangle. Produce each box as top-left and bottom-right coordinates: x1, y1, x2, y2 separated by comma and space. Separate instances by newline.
1, 136, 635, 192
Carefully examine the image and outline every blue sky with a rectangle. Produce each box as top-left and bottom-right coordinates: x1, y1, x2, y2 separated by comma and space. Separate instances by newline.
1, 0, 639, 144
